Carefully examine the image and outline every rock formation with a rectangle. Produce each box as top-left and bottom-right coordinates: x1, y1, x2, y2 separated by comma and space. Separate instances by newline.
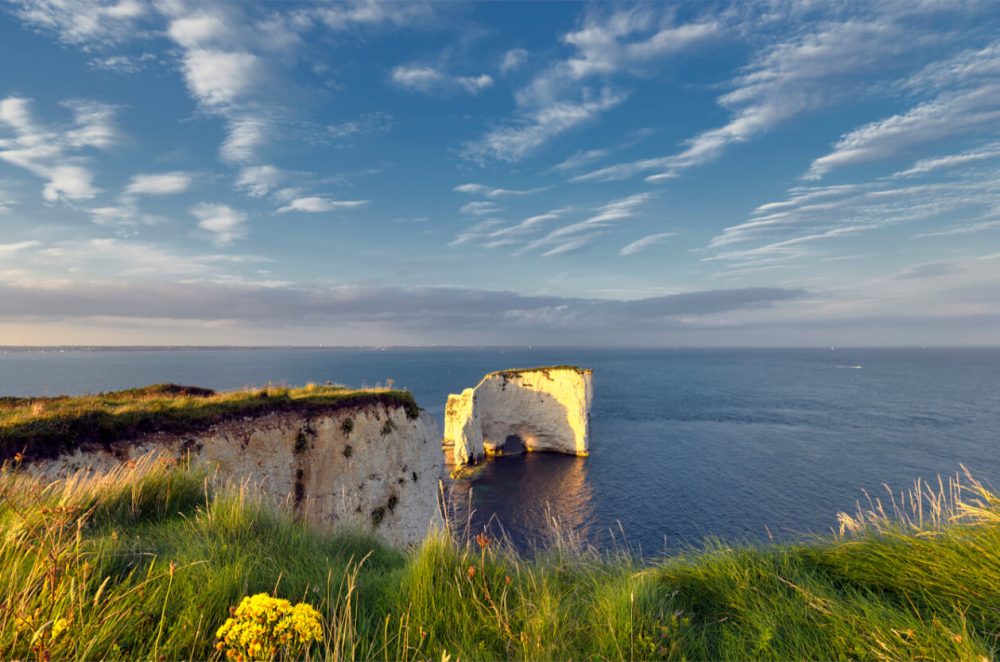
25, 404, 442, 548
443, 366, 593, 466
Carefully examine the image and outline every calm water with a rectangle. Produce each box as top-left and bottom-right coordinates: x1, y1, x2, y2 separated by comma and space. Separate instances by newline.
2, 347, 999, 553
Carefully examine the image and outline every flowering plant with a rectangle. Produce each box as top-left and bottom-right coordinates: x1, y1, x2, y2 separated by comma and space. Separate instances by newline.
215, 593, 323, 661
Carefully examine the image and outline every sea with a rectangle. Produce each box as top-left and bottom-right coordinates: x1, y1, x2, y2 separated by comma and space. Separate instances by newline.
2, 347, 998, 555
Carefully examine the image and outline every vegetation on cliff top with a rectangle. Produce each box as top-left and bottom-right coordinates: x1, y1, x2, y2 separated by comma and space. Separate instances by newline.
0, 383, 420, 462
1, 457, 997, 660
487, 365, 592, 380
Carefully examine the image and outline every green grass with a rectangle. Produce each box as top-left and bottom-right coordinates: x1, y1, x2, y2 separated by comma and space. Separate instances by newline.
1, 459, 997, 660
0, 383, 420, 462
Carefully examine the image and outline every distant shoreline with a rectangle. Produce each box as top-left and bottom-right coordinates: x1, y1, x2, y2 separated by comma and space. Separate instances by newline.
2, 345, 1000, 352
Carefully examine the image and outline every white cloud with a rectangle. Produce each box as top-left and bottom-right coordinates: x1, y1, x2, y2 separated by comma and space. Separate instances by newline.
807, 86, 1000, 179
63, 100, 121, 149
560, 9, 717, 79
806, 44, 1000, 179
465, 7, 715, 164
454, 183, 548, 198
328, 112, 393, 139
459, 201, 503, 216
550, 148, 610, 172
191, 203, 248, 245
390, 65, 494, 95
10, 0, 147, 49
891, 142, 1000, 178
500, 48, 528, 74
124, 171, 192, 196
219, 115, 270, 165
619, 232, 677, 256
574, 8, 951, 183
0, 96, 121, 202
705, 167, 1000, 271
0, 240, 41, 255
463, 88, 626, 163
43, 165, 98, 201
541, 235, 599, 257
236, 165, 284, 197
449, 219, 505, 246
181, 49, 263, 108
517, 193, 652, 256
306, 2, 439, 32
276, 197, 369, 213
168, 11, 237, 49
88, 53, 156, 74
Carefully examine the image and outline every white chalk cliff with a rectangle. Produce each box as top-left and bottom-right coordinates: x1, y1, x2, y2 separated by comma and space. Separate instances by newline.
26, 404, 442, 548
444, 366, 593, 466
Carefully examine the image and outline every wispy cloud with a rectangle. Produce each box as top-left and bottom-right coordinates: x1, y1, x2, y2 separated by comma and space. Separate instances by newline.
574, 6, 963, 183
806, 44, 1000, 179
391, 66, 493, 95
191, 203, 247, 245
328, 112, 393, 139
124, 172, 193, 196
235, 165, 284, 198
619, 232, 677, 256
705, 166, 1000, 270
10, 0, 148, 49
276, 197, 369, 214
464, 6, 716, 164
517, 193, 653, 257
0, 240, 41, 256
88, 52, 157, 75
459, 201, 503, 216
0, 96, 121, 202
463, 89, 626, 164
500, 48, 528, 75
454, 183, 548, 198
891, 141, 1000, 178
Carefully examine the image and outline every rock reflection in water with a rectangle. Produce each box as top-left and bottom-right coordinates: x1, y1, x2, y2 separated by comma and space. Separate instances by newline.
447, 451, 595, 552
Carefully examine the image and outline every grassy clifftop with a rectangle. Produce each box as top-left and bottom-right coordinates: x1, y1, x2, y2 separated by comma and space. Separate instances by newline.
487, 365, 593, 380
0, 458, 997, 660
0, 383, 420, 462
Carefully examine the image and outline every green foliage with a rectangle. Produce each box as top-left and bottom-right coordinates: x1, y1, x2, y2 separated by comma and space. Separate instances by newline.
0, 383, 420, 462
1, 460, 997, 661
340, 418, 354, 435
380, 419, 397, 436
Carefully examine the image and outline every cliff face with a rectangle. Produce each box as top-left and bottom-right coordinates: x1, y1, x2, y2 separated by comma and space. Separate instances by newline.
444, 366, 593, 466
26, 404, 442, 548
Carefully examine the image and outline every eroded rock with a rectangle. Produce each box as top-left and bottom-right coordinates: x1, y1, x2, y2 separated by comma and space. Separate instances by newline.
24, 404, 443, 548
444, 366, 593, 466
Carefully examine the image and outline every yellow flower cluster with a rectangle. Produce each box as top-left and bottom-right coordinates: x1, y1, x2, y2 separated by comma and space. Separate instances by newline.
215, 593, 323, 661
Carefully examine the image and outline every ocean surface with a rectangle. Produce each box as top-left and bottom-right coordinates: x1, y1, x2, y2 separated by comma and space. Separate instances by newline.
2, 347, 999, 554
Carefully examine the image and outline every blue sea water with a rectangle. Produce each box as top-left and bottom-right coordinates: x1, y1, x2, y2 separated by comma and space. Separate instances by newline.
2, 347, 998, 553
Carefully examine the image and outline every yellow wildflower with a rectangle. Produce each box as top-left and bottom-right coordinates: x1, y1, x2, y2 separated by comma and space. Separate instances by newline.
215, 593, 323, 661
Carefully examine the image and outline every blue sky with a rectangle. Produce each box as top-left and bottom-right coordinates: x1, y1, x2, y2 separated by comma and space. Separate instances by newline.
1, 0, 999, 346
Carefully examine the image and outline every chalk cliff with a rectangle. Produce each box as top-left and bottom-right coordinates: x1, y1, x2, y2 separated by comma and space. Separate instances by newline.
25, 404, 442, 548
444, 366, 593, 466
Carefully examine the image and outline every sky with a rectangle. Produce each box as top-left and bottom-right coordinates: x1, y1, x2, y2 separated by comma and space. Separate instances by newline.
0, 0, 999, 346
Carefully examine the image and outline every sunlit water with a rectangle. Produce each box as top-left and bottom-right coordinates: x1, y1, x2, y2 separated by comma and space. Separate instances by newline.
2, 347, 998, 553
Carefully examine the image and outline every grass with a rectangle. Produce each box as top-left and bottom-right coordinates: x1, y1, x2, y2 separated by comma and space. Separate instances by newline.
0, 383, 421, 462
1, 458, 997, 661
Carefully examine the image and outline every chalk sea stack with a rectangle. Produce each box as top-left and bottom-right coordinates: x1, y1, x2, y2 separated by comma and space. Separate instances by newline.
443, 366, 593, 466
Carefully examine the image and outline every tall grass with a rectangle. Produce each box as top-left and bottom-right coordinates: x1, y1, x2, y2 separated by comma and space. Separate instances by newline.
1, 456, 997, 660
